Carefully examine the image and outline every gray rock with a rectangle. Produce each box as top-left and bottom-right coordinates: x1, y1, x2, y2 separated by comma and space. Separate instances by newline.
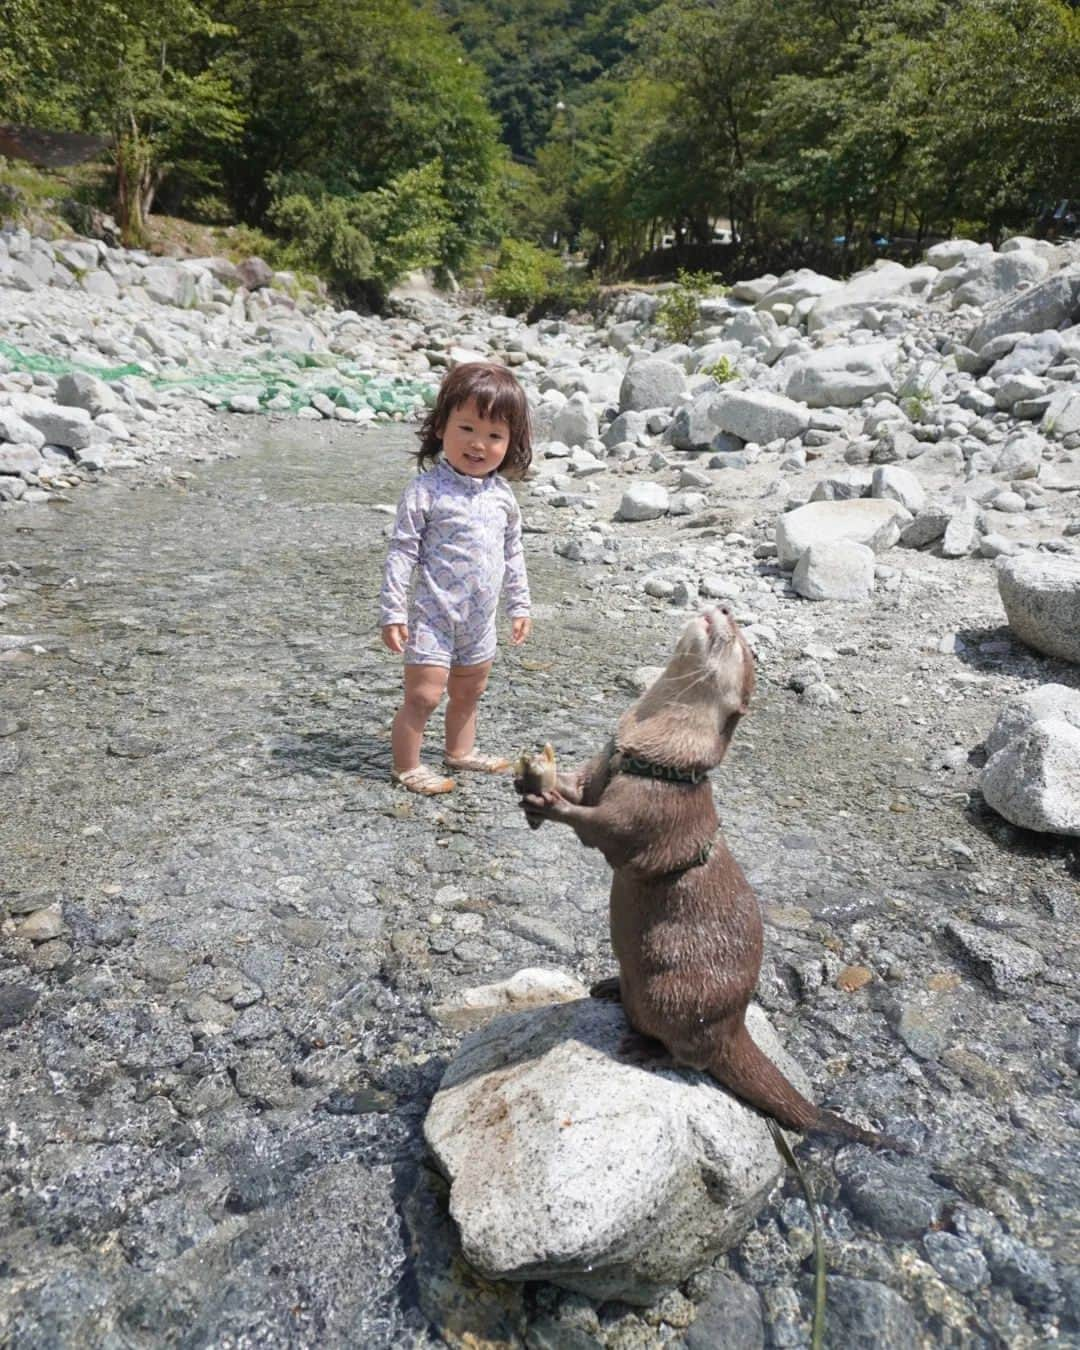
602, 409, 649, 448
0, 444, 44, 477
684, 1272, 763, 1349
756, 270, 840, 317
871, 465, 926, 514
707, 388, 810, 445
825, 1277, 919, 1350
776, 498, 910, 569
617, 482, 670, 522
968, 268, 1080, 350
941, 498, 981, 557
835, 1152, 956, 1239
997, 553, 1080, 662
810, 470, 872, 502
996, 433, 1044, 480
8, 394, 92, 451
985, 683, 1080, 757
1042, 387, 1080, 439
782, 342, 897, 407
55, 372, 123, 417
424, 998, 805, 1303
923, 1232, 990, 1293
925, 239, 987, 270
945, 920, 1046, 992
985, 1231, 1062, 1309
618, 359, 686, 413
0, 406, 46, 449
552, 391, 599, 448
432, 968, 588, 1029
237, 256, 274, 290
806, 265, 937, 334
941, 250, 1049, 311
792, 540, 876, 601
981, 718, 1080, 837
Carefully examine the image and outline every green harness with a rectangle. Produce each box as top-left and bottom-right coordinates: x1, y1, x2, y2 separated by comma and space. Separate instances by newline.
609, 742, 716, 873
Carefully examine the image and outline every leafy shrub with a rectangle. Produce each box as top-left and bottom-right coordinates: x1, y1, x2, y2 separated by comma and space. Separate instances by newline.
266, 161, 448, 304
487, 238, 598, 319
487, 239, 565, 313
702, 355, 738, 384
656, 268, 725, 343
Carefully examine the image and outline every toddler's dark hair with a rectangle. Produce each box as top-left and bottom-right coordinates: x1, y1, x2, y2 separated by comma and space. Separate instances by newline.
416, 362, 532, 480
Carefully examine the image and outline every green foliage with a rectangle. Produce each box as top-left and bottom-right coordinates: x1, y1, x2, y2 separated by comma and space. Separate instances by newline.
441, 0, 658, 160
702, 355, 738, 385
655, 269, 721, 343
215, 0, 502, 278
487, 238, 597, 317
267, 162, 449, 303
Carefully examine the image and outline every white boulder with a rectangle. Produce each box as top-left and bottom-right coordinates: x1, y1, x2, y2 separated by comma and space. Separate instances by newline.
792, 540, 876, 601
781, 342, 898, 407
707, 389, 810, 445
776, 498, 910, 569
982, 719, 1080, 837
805, 263, 937, 333
617, 482, 670, 522
424, 997, 805, 1303
619, 358, 687, 413
997, 554, 1080, 663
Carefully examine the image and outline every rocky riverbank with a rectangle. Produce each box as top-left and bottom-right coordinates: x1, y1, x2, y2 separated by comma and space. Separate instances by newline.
2, 225, 1079, 1347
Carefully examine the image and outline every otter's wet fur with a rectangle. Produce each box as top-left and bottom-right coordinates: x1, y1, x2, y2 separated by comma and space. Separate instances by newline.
518, 606, 902, 1150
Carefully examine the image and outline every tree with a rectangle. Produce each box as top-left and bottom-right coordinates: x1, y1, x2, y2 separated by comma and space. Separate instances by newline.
0, 0, 243, 243
216, 0, 503, 278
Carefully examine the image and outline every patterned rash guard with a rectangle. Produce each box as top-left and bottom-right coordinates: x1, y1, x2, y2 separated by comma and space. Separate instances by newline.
379, 458, 531, 668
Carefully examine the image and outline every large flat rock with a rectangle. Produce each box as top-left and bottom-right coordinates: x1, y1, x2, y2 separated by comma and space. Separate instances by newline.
424, 997, 806, 1304
776, 498, 911, 569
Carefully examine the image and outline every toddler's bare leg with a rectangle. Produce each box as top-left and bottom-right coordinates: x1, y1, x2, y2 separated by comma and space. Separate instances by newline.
444, 661, 494, 762
392, 665, 449, 773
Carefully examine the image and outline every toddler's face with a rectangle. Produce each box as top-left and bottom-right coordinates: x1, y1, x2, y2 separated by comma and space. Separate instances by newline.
439, 397, 511, 476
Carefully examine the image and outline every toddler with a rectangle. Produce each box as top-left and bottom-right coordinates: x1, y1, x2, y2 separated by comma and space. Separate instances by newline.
380, 362, 533, 794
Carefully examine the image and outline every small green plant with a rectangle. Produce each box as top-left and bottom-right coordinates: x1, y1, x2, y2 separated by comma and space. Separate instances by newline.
702, 355, 738, 384
656, 268, 726, 344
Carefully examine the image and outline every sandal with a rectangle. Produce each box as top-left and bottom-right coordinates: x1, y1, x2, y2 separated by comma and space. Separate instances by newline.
391, 765, 455, 795
443, 752, 511, 774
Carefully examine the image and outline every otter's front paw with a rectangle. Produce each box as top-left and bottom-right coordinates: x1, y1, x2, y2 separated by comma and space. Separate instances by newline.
519, 789, 569, 824
589, 976, 621, 1002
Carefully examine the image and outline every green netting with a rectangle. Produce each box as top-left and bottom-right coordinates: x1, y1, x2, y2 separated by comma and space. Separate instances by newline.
0, 339, 437, 419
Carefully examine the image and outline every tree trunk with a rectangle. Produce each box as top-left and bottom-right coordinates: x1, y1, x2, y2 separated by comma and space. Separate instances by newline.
115, 115, 155, 247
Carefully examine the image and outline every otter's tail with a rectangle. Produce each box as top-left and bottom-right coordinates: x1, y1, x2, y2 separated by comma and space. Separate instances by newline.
709, 1023, 909, 1153
707, 1022, 820, 1132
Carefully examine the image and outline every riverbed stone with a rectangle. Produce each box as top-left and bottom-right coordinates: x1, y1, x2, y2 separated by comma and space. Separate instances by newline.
8, 394, 93, 450
617, 481, 669, 521
967, 268, 1080, 350
792, 540, 876, 601
618, 358, 686, 413
985, 683, 1080, 757
424, 997, 806, 1303
996, 553, 1080, 662
776, 498, 910, 569
708, 388, 810, 445
782, 343, 897, 407
981, 719, 1080, 837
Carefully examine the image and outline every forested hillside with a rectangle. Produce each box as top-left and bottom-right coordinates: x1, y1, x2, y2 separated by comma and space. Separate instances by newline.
2, 0, 1079, 300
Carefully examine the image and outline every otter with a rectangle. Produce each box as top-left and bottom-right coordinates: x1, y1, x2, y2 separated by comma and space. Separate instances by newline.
517, 605, 900, 1149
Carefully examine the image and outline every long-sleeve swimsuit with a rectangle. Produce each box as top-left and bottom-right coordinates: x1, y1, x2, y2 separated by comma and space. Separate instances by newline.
379, 458, 531, 668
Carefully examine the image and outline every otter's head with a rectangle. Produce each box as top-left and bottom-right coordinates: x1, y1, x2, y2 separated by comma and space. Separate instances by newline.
615, 605, 755, 773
